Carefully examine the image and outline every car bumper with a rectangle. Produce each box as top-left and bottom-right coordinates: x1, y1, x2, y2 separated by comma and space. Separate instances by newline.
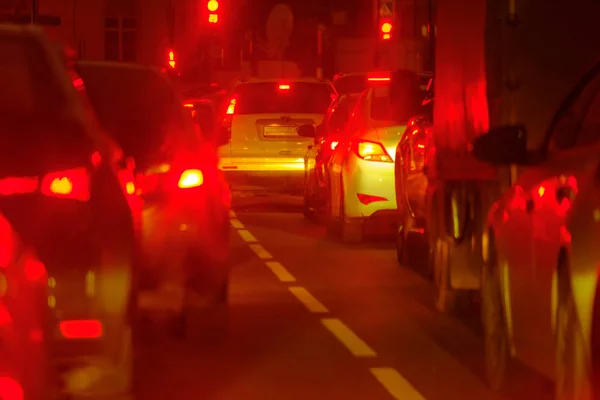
344, 158, 397, 218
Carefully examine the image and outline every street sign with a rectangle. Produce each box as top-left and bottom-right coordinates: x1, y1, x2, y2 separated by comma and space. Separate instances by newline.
379, 0, 393, 18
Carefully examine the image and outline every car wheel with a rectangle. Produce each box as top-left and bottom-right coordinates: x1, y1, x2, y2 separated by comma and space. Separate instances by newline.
481, 241, 510, 391
396, 222, 408, 266
555, 256, 592, 400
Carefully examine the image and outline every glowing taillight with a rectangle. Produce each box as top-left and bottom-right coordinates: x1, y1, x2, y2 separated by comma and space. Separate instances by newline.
178, 169, 203, 189
0, 305, 12, 326
125, 181, 136, 195
226, 98, 236, 115
330, 141, 339, 150
368, 77, 390, 82
278, 84, 290, 90
59, 319, 103, 339
353, 140, 393, 163
24, 258, 46, 282
40, 167, 90, 202
183, 103, 194, 108
0, 377, 23, 400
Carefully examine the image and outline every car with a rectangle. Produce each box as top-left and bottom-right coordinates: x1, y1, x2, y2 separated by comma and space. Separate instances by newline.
74, 61, 231, 334
217, 77, 337, 192
332, 72, 370, 96
300, 93, 361, 221
0, 213, 48, 400
326, 70, 424, 242
474, 59, 600, 399
0, 25, 136, 398
394, 80, 434, 271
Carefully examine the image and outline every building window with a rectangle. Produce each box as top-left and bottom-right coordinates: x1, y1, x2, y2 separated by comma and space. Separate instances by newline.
104, 17, 137, 61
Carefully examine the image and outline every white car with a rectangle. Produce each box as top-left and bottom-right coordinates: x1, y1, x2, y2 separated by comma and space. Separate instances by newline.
217, 78, 337, 191
327, 73, 424, 242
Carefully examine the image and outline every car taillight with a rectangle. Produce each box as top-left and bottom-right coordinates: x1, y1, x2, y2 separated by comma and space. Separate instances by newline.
0, 305, 12, 326
40, 167, 90, 202
0, 377, 23, 400
352, 140, 393, 162
59, 319, 103, 339
225, 98, 236, 115
330, 140, 339, 150
24, 257, 46, 282
178, 169, 203, 189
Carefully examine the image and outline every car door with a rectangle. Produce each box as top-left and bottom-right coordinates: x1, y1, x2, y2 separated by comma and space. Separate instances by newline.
509, 69, 600, 374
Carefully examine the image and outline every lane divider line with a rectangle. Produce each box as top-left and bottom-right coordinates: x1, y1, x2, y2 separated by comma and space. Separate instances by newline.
289, 286, 328, 313
370, 368, 426, 400
265, 261, 296, 282
248, 244, 273, 260
237, 229, 258, 243
321, 318, 377, 357
230, 219, 245, 229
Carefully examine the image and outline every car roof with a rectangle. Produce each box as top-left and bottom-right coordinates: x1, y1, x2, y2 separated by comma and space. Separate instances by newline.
76, 60, 161, 74
239, 77, 333, 85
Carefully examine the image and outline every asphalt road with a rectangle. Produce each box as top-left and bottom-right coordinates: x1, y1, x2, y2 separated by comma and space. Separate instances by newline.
133, 192, 554, 400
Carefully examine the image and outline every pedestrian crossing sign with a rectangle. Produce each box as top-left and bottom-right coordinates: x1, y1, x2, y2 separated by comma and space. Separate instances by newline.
379, 1, 393, 18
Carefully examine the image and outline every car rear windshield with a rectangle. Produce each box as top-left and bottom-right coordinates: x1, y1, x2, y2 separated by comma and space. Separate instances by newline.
233, 82, 334, 115
370, 73, 426, 123
333, 75, 369, 96
76, 64, 196, 165
0, 35, 93, 176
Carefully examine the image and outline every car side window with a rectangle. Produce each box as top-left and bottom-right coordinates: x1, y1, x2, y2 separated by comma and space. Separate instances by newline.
548, 71, 600, 152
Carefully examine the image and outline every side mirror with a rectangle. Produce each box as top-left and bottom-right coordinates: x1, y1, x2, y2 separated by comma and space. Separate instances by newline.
297, 124, 316, 138
472, 124, 529, 165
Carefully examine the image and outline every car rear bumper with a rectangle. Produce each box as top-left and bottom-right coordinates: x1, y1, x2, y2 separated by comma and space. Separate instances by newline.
344, 158, 397, 218
346, 209, 399, 237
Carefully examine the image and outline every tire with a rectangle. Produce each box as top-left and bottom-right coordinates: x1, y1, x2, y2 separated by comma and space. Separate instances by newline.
555, 257, 592, 400
481, 243, 510, 391
396, 223, 407, 265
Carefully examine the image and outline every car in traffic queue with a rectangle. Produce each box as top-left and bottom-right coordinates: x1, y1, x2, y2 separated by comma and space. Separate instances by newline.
332, 72, 370, 96
472, 60, 600, 399
74, 61, 232, 335
0, 25, 137, 399
217, 77, 337, 192
394, 83, 434, 272
326, 70, 425, 243
300, 93, 361, 220
0, 212, 48, 400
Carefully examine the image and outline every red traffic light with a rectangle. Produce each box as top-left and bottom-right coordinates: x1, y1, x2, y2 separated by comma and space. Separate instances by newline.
380, 19, 392, 40
207, 0, 219, 24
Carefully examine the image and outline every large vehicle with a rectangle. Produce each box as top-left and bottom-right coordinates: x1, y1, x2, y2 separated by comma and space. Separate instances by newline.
394, 0, 600, 316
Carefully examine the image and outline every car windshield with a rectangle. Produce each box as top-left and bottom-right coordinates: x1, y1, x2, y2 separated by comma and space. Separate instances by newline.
333, 74, 369, 96
233, 82, 335, 115
75, 63, 197, 165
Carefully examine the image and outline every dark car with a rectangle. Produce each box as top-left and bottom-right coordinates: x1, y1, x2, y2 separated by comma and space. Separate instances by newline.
0, 213, 48, 400
394, 81, 434, 272
301, 93, 361, 220
0, 25, 136, 398
75, 61, 231, 334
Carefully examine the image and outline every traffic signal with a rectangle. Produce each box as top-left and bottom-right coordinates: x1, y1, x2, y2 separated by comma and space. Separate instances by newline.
380, 18, 392, 40
167, 48, 176, 69
207, 0, 219, 24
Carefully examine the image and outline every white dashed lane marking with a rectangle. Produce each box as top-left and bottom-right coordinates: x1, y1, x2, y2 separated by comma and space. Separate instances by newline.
229, 211, 428, 400
370, 368, 426, 400
321, 318, 377, 358
237, 229, 258, 243
265, 261, 296, 282
288, 286, 329, 313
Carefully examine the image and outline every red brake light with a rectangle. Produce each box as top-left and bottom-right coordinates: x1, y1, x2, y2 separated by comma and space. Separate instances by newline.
0, 377, 23, 400
183, 103, 194, 108
59, 319, 103, 339
278, 84, 290, 90
226, 98, 236, 115
24, 258, 46, 282
330, 141, 339, 150
353, 140, 393, 162
368, 76, 390, 82
0, 305, 12, 326
40, 167, 90, 202
178, 169, 204, 189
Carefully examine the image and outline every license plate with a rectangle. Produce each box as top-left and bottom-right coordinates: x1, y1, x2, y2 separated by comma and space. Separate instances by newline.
263, 126, 297, 137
